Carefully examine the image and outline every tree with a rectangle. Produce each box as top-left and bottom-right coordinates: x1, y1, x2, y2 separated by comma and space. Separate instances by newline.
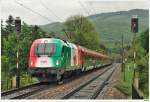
99, 44, 109, 54
18, 23, 45, 72
1, 19, 5, 55
139, 29, 149, 52
3, 33, 18, 76
136, 28, 149, 96
1, 15, 15, 55
64, 15, 100, 50
127, 28, 149, 97
49, 32, 56, 37
1, 56, 9, 76
5, 15, 15, 34
2, 21, 45, 75
1, 15, 46, 90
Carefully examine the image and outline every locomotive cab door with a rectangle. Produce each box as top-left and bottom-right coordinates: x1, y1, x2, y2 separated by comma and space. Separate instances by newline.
61, 46, 69, 69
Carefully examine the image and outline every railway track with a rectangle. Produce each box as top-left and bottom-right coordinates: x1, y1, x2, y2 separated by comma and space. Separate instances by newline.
1, 82, 52, 99
61, 64, 116, 99
26, 64, 113, 99
1, 64, 113, 99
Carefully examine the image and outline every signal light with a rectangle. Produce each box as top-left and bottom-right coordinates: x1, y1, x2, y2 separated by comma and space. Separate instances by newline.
15, 17, 21, 34
131, 15, 138, 33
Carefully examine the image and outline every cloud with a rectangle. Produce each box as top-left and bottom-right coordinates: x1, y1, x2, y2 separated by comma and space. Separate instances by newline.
1, 0, 149, 25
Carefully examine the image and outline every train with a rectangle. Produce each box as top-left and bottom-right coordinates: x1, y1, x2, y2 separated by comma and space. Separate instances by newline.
28, 38, 111, 82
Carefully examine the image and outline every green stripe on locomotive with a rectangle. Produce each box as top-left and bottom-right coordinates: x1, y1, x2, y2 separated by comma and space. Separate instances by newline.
61, 43, 71, 69
49, 38, 71, 70
47, 38, 81, 71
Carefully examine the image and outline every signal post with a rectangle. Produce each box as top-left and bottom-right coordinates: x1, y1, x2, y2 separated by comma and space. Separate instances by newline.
131, 15, 139, 89
15, 17, 21, 88
131, 15, 138, 79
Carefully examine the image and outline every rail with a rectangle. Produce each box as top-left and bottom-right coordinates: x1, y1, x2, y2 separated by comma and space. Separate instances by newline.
61, 64, 116, 99
1, 82, 51, 99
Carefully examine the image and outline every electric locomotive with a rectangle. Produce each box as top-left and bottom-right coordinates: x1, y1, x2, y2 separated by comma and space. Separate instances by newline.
29, 38, 110, 82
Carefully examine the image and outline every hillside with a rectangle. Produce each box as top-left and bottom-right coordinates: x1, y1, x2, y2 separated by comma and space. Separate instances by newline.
40, 22, 64, 37
40, 9, 149, 52
89, 9, 148, 49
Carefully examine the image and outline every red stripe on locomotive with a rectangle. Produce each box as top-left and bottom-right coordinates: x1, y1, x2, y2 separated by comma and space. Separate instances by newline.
29, 39, 41, 68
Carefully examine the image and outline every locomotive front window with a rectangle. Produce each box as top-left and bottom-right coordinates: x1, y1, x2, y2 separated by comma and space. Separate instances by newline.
34, 43, 56, 56
45, 43, 56, 56
34, 43, 45, 55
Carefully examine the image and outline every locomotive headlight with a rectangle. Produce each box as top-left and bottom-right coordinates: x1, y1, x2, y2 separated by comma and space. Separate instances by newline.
30, 61, 33, 66
56, 60, 59, 66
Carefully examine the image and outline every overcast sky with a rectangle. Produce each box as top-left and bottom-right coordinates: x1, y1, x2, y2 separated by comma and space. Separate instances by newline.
1, 0, 149, 25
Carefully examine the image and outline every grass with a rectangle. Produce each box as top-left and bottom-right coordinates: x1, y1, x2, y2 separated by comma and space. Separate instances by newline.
116, 63, 149, 99
1, 73, 38, 91
116, 63, 133, 98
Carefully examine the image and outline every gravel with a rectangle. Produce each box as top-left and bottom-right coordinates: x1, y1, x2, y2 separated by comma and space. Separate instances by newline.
27, 65, 113, 99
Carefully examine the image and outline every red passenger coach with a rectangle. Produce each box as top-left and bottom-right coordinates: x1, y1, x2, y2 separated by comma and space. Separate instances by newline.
76, 45, 111, 71
76, 45, 84, 66
80, 47, 110, 60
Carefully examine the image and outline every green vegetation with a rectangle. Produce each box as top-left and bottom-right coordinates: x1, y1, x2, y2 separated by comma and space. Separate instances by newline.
116, 28, 149, 99
1, 9, 148, 98
40, 9, 148, 53
116, 63, 133, 98
136, 29, 149, 98
63, 15, 100, 50
40, 22, 64, 37
1, 15, 44, 91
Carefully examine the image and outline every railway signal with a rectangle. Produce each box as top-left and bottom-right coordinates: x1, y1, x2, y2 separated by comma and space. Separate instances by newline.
131, 15, 138, 87
15, 17, 21, 35
15, 17, 21, 88
131, 15, 138, 33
